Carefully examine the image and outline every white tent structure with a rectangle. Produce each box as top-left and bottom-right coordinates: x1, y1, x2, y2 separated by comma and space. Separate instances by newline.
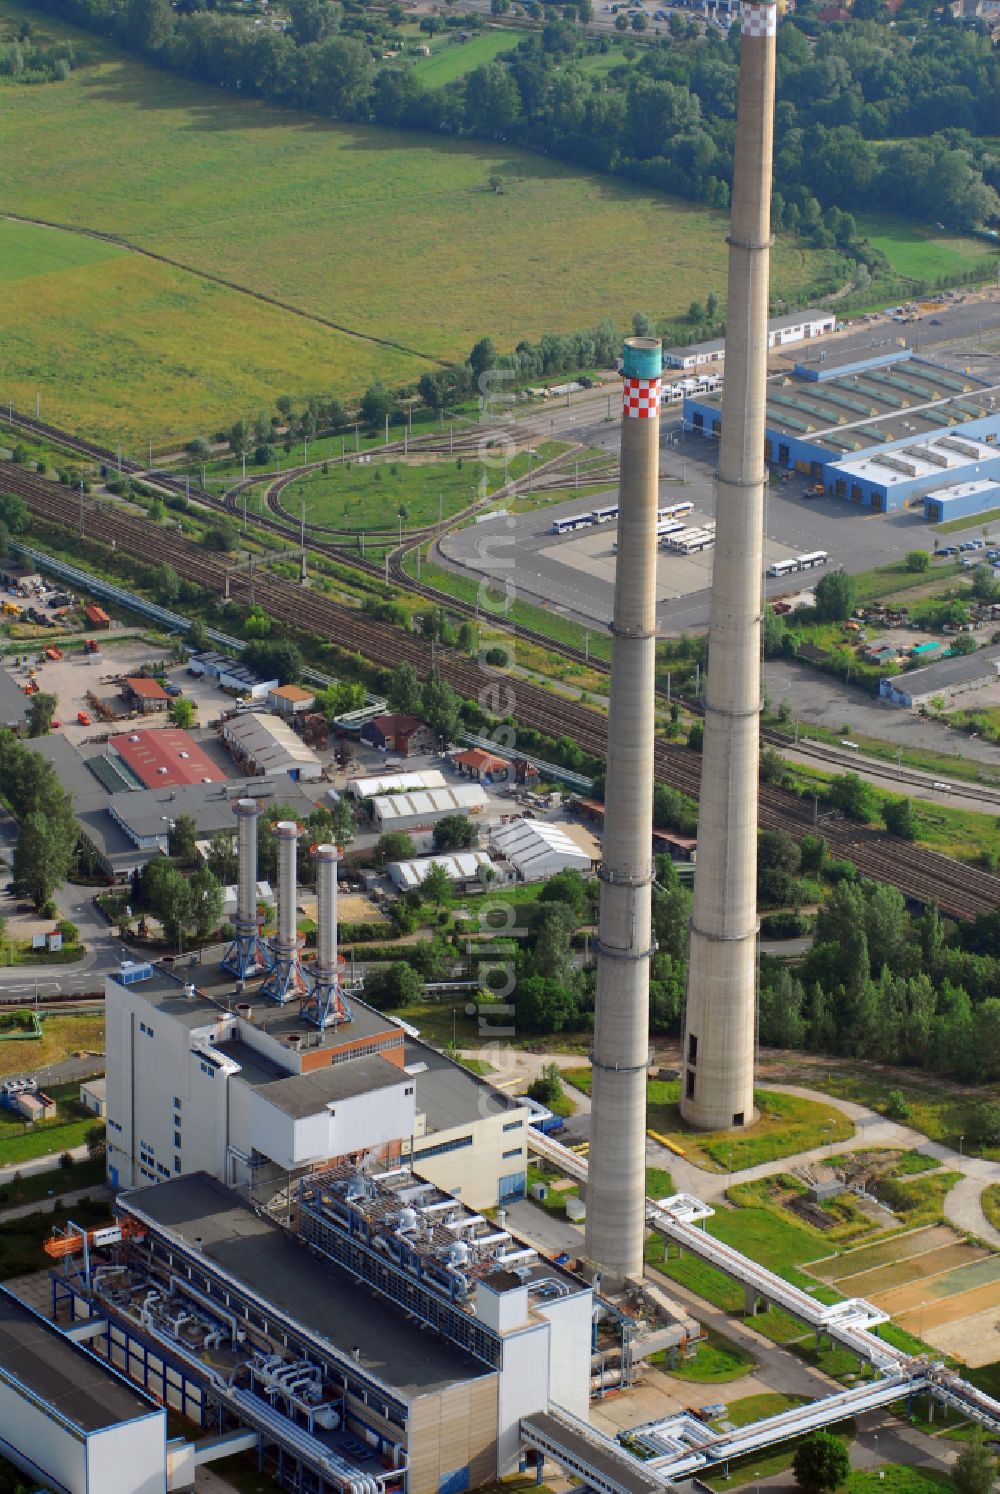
490, 819, 591, 882
371, 784, 488, 831
348, 770, 447, 799
388, 852, 494, 892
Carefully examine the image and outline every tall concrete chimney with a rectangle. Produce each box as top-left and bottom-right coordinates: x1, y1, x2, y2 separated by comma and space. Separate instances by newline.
584, 336, 661, 1286
302, 843, 354, 1030
222, 798, 268, 979
262, 820, 308, 1004
681, 0, 778, 1130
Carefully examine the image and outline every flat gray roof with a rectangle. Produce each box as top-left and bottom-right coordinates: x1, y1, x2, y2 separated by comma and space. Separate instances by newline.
891, 643, 1000, 696
407, 1041, 521, 1136
253, 1054, 408, 1118
0, 1287, 157, 1432
121, 1174, 493, 1398
0, 670, 29, 731
109, 962, 404, 1051
109, 778, 314, 841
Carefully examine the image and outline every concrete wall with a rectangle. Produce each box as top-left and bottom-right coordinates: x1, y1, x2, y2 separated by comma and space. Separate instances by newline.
0, 1375, 85, 1493
86, 1418, 166, 1494
406, 1377, 498, 1494
408, 1109, 528, 1209
249, 1080, 415, 1171
534, 1290, 591, 1420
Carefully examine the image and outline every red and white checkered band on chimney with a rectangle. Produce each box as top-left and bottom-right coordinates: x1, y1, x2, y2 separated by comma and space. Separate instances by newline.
741, 1, 777, 35
623, 376, 660, 419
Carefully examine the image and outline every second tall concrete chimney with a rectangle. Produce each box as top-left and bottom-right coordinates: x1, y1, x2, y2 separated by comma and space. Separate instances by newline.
584, 336, 661, 1286
681, 0, 778, 1130
262, 820, 308, 1004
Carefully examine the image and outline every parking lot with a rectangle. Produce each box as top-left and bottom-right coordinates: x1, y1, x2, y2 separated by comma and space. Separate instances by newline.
441, 425, 950, 634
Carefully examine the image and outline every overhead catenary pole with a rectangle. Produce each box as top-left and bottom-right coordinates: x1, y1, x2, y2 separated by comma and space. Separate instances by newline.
584, 336, 661, 1287
681, 0, 779, 1131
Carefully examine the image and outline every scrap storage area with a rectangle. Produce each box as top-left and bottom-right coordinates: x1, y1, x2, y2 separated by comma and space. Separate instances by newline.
809, 1225, 1000, 1366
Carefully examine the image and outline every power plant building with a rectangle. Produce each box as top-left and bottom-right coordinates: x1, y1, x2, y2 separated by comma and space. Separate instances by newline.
684, 349, 1000, 511
47, 1165, 591, 1494
104, 962, 529, 1208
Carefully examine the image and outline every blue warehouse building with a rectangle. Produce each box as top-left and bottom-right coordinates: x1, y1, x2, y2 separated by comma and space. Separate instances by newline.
683, 347, 1000, 515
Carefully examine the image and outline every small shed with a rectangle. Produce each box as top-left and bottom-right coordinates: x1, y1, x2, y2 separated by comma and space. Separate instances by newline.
123, 677, 169, 714
267, 684, 316, 716
79, 1076, 107, 1118
84, 604, 111, 630
452, 748, 509, 782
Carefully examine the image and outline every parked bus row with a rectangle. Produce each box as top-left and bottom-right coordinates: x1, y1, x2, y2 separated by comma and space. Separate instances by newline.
767, 550, 829, 578
552, 500, 695, 538
663, 522, 716, 554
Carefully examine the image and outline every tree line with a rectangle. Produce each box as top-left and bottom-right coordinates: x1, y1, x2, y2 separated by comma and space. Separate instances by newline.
760, 879, 1000, 1083
22, 0, 1000, 235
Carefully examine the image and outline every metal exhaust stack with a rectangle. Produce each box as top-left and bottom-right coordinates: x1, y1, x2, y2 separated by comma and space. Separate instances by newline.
261, 820, 308, 1004
221, 798, 269, 979
584, 336, 661, 1286
681, 0, 778, 1130
301, 844, 354, 1030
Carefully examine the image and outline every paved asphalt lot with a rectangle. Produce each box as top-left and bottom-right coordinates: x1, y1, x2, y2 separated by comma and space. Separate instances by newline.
442, 424, 947, 633
441, 296, 1000, 634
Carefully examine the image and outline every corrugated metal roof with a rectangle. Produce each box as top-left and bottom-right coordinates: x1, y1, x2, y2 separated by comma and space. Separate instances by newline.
373, 784, 488, 821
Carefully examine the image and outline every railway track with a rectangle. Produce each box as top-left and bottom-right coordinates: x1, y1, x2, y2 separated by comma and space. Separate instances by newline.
7, 462, 1000, 918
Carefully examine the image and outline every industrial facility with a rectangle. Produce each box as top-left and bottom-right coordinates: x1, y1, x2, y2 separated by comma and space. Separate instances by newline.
663, 308, 835, 370
683, 346, 1000, 515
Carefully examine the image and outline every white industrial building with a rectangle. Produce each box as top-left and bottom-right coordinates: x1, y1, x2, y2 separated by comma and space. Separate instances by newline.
348, 770, 447, 799
104, 960, 530, 1210
664, 309, 835, 370
879, 643, 1000, 708
490, 819, 592, 881
388, 851, 495, 892
222, 712, 323, 781
371, 784, 489, 832
0, 1288, 166, 1494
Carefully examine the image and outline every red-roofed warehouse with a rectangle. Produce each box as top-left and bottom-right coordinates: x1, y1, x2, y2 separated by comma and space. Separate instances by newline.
109, 729, 227, 788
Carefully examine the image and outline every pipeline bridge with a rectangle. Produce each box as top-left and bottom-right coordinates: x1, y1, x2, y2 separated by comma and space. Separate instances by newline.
520, 1129, 1000, 1490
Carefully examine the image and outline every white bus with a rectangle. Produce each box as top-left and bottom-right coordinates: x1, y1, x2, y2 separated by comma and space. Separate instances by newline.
550, 514, 593, 536
796, 550, 829, 571
657, 519, 685, 539
676, 530, 715, 554
768, 558, 798, 578
591, 503, 619, 524
658, 501, 695, 522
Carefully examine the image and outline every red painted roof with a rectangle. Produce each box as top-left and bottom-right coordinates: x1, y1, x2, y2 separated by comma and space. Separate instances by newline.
126, 676, 169, 701
367, 714, 425, 736
84, 605, 110, 624
109, 729, 227, 788
453, 748, 508, 773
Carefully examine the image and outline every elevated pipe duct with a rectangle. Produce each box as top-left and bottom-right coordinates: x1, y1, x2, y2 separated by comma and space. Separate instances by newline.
681, 0, 778, 1131
584, 336, 661, 1285
261, 820, 308, 1004
221, 798, 269, 979
301, 843, 354, 1030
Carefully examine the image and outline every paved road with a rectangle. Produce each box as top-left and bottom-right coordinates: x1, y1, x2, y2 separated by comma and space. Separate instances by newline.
0, 1142, 90, 1187
0, 1181, 111, 1223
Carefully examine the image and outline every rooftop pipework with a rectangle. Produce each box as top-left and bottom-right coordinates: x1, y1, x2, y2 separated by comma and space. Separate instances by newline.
298, 1164, 576, 1317
261, 820, 308, 1004
221, 798, 269, 981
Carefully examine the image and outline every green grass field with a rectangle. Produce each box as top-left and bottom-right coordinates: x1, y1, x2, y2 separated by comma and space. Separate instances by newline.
410, 30, 519, 86
857, 213, 996, 283
0, 1, 839, 445
0, 215, 125, 282
288, 443, 566, 530
664, 1328, 755, 1384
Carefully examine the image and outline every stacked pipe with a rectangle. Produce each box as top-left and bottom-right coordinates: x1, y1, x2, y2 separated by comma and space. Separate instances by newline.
584, 336, 661, 1287
261, 820, 308, 1004
681, 0, 779, 1130
301, 844, 353, 1030
221, 798, 268, 979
